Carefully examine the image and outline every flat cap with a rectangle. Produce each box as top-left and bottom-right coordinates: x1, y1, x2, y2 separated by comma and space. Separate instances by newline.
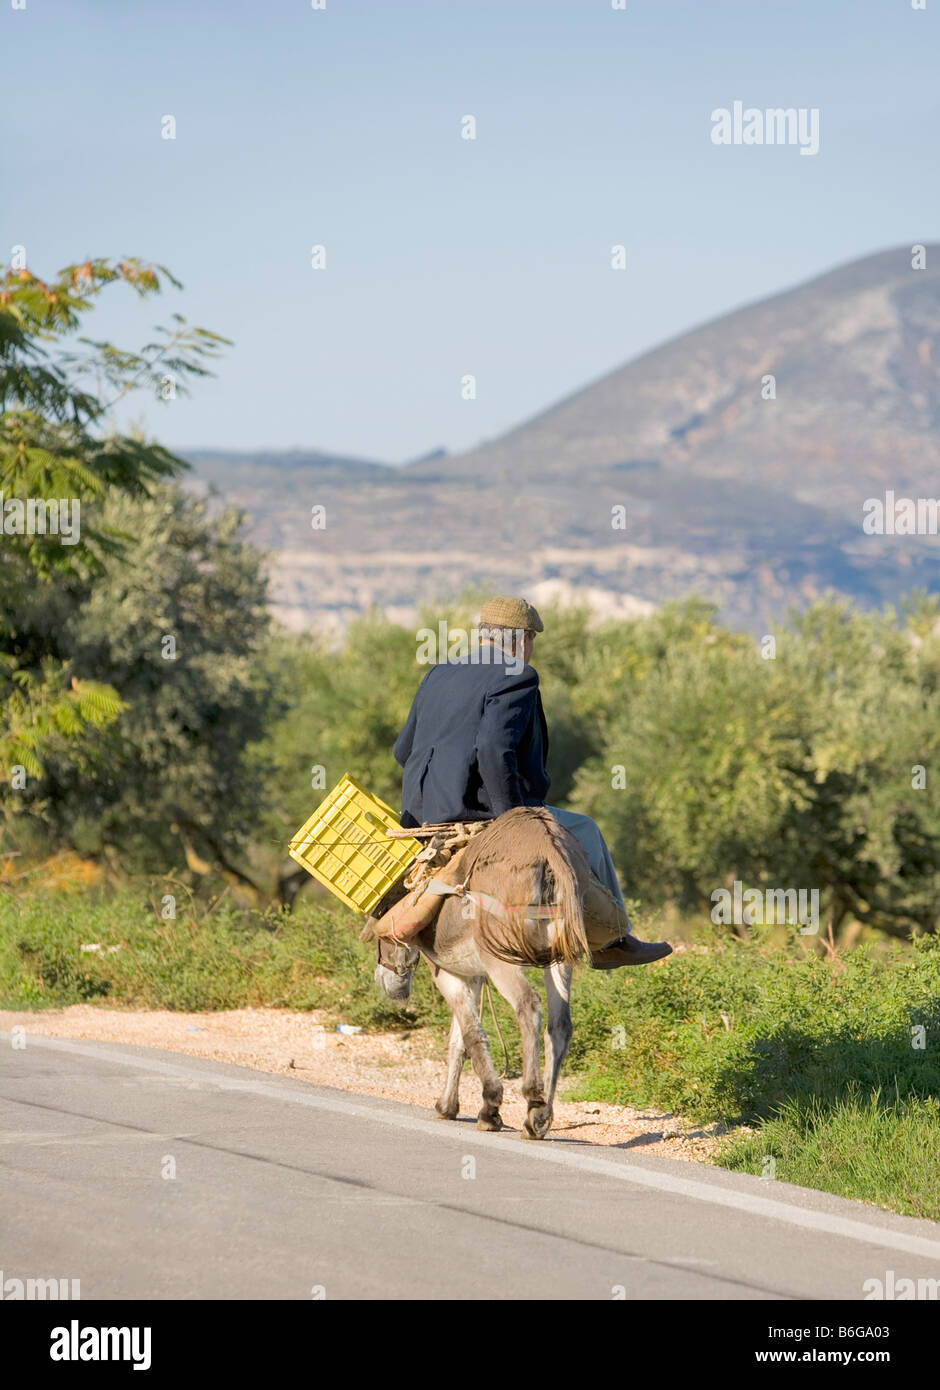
479, 595, 544, 633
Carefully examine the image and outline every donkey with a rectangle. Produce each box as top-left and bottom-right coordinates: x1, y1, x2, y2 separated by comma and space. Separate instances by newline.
375, 806, 592, 1140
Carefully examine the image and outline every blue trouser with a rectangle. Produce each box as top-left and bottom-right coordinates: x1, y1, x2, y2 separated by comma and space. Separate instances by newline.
545, 807, 625, 908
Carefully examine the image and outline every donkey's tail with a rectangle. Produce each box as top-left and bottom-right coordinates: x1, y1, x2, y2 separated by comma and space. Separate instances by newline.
536, 808, 590, 964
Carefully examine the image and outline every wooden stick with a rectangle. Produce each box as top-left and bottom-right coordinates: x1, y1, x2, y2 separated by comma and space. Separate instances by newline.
385, 821, 493, 839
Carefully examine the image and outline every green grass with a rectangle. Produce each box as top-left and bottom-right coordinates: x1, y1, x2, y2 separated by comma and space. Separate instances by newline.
3, 888, 940, 1219
0, 889, 451, 1029
564, 929, 940, 1219
718, 1090, 940, 1221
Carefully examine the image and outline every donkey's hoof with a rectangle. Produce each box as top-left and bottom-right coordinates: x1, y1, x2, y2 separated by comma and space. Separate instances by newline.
434, 1100, 459, 1121
523, 1104, 552, 1140
476, 1110, 503, 1132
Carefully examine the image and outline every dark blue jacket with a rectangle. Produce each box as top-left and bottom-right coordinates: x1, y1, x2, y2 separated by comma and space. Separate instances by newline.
393, 658, 550, 828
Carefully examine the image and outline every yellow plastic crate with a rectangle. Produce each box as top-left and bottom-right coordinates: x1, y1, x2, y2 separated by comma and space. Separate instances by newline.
287, 775, 422, 915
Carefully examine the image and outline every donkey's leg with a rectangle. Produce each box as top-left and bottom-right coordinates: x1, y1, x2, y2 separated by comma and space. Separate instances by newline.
434, 980, 481, 1120
542, 962, 574, 1126
435, 1013, 466, 1120
431, 967, 503, 1131
484, 957, 549, 1140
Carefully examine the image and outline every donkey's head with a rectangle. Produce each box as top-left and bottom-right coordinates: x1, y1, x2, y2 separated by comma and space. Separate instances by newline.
374, 938, 421, 1001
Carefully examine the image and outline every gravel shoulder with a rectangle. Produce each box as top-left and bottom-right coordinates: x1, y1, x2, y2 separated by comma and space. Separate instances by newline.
0, 1004, 735, 1160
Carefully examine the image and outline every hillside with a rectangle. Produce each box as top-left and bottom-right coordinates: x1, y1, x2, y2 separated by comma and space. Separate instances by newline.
185, 244, 940, 633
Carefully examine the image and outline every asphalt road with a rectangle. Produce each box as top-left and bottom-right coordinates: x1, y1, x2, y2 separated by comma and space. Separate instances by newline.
3, 1032, 940, 1300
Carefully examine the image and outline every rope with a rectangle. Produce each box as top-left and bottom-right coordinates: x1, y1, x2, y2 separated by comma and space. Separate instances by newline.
484, 980, 511, 1078
400, 821, 490, 893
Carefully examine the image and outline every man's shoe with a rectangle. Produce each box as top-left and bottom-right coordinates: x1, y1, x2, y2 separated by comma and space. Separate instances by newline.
589, 936, 673, 970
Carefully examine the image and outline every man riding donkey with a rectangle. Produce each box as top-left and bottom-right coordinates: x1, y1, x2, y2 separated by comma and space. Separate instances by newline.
365, 595, 671, 999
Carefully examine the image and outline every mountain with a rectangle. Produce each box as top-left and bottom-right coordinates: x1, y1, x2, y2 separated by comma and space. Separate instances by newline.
185, 245, 940, 634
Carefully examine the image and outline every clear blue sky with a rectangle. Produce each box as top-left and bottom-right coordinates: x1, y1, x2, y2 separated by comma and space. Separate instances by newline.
4, 0, 938, 462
